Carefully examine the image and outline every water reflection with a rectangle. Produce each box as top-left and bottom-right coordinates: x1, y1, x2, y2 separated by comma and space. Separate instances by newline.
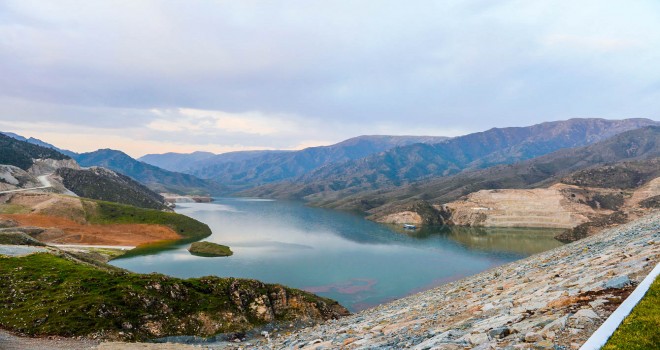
111, 199, 563, 311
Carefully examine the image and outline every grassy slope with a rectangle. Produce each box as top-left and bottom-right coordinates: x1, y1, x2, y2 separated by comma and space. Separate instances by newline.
188, 241, 233, 257
603, 275, 660, 350
0, 253, 347, 340
83, 199, 212, 242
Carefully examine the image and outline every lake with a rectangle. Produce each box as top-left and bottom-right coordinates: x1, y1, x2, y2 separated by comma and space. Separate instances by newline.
111, 198, 564, 312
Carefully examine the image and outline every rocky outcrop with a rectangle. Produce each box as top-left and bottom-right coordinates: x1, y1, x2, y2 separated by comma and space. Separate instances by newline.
28, 158, 79, 176
375, 201, 449, 226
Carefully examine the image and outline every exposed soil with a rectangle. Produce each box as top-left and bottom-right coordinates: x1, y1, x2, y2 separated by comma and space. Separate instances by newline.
0, 214, 181, 246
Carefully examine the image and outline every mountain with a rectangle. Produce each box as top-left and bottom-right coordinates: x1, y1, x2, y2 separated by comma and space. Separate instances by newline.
138, 151, 216, 172
1, 132, 77, 158
0, 133, 71, 170
74, 149, 225, 195
56, 167, 169, 210
139, 150, 289, 173
242, 118, 659, 200
313, 126, 660, 221
189, 135, 449, 192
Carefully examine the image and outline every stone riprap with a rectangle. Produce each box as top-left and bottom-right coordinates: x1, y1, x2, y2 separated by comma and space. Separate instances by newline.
225, 211, 659, 350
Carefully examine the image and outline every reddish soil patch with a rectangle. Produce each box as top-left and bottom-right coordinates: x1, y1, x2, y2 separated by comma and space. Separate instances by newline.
0, 214, 182, 246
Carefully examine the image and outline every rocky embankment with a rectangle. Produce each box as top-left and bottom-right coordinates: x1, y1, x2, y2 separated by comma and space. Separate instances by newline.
231, 211, 659, 349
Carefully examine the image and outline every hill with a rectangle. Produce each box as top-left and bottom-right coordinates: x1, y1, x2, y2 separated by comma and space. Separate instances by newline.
74, 149, 225, 195
0, 133, 71, 170
241, 118, 658, 200
56, 167, 169, 210
0, 252, 348, 341
1, 132, 77, 158
190, 135, 449, 192
313, 126, 660, 229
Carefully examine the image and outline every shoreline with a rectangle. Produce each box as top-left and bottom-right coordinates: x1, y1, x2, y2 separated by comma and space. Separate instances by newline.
1, 211, 658, 349
245, 210, 659, 349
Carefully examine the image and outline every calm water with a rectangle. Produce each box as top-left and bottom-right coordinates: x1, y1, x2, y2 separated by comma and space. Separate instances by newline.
111, 199, 563, 311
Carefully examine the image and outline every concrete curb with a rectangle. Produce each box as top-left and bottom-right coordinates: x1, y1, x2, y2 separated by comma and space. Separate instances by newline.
580, 261, 660, 350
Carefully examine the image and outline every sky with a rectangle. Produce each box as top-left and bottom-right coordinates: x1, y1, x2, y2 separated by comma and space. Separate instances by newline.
1, 0, 659, 157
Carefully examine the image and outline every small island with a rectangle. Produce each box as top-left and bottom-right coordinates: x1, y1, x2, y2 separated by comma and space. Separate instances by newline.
188, 241, 233, 257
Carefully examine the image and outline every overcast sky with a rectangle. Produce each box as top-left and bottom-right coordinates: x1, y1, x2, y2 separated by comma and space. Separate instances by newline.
1, 0, 659, 157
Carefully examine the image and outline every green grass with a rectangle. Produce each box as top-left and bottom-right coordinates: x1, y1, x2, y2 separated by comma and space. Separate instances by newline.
0, 203, 31, 214
188, 241, 233, 257
84, 199, 212, 241
603, 275, 660, 350
0, 253, 346, 340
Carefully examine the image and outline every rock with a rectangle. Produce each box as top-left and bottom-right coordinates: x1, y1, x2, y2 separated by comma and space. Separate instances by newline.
488, 326, 511, 339
604, 275, 631, 289
524, 332, 543, 343
533, 340, 555, 350
541, 315, 567, 333
0, 219, 18, 228
465, 332, 489, 345
568, 309, 601, 329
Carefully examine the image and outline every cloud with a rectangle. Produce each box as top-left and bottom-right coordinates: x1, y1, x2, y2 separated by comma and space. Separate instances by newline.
147, 108, 301, 136
0, 0, 658, 156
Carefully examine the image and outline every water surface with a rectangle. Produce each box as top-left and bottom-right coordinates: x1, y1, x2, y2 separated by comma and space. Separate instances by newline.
111, 199, 563, 311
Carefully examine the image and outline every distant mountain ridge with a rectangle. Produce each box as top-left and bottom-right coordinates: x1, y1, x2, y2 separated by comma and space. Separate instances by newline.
186, 135, 450, 192
74, 149, 225, 195
241, 118, 659, 200
1, 132, 77, 158
139, 150, 289, 173
311, 126, 660, 221
0, 133, 71, 170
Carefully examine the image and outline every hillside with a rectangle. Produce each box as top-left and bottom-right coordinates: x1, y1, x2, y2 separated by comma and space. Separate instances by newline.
0, 192, 211, 246
0, 133, 71, 170
56, 167, 169, 210
0, 252, 348, 341
189, 135, 449, 192
1, 132, 78, 158
74, 149, 225, 195
242, 118, 658, 200
315, 127, 660, 223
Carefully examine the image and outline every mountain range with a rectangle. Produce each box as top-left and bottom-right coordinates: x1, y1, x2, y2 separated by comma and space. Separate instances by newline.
73, 149, 225, 196
240, 118, 659, 200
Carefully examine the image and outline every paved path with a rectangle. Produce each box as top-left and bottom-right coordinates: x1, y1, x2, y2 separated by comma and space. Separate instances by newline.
0, 173, 53, 194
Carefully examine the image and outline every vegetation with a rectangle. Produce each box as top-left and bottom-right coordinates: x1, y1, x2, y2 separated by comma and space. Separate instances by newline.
74, 149, 224, 195
57, 167, 168, 210
0, 253, 348, 340
188, 241, 233, 257
84, 200, 212, 241
603, 275, 660, 350
289, 127, 660, 222
0, 133, 70, 170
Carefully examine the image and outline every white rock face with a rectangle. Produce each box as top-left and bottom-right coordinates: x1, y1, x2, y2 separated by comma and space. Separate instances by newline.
28, 158, 80, 176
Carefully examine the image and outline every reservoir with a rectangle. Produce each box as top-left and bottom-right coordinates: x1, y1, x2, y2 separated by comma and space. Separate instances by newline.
111, 198, 563, 312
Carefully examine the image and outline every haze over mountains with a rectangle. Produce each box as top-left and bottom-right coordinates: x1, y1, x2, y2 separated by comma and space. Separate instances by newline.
3, 118, 659, 220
